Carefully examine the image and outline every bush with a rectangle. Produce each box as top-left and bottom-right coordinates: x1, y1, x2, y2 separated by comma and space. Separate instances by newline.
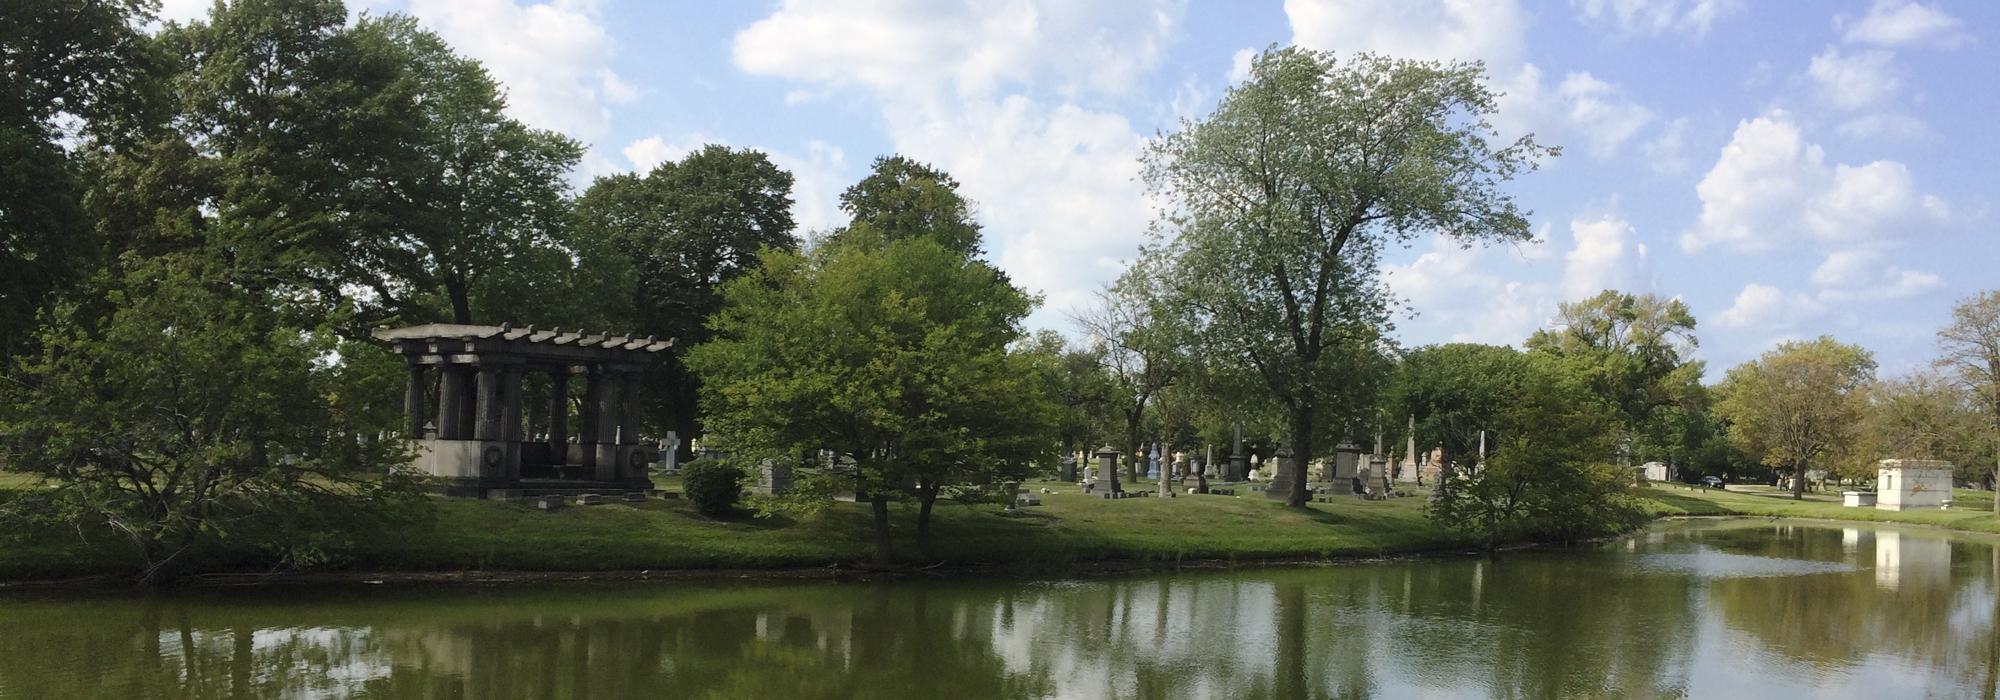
681, 459, 746, 516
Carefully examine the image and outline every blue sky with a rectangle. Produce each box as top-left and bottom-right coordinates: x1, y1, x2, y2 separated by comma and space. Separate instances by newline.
162, 0, 2000, 380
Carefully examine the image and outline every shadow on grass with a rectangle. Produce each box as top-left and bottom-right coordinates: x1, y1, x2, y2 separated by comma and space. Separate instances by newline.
1641, 490, 1737, 516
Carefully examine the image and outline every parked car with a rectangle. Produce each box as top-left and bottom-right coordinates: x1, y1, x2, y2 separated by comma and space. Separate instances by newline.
1700, 476, 1725, 489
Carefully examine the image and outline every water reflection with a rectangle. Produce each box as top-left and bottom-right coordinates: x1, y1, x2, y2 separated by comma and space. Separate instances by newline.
0, 520, 1994, 699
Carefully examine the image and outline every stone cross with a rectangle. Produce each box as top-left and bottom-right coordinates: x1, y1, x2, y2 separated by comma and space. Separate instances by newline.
663, 430, 681, 474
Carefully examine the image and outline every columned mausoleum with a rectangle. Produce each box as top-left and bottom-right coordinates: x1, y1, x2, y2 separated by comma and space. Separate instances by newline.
376, 324, 673, 497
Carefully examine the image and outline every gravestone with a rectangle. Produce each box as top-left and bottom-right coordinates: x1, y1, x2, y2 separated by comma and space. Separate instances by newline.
1002, 481, 1023, 515
1365, 455, 1391, 499
576, 493, 604, 506
661, 430, 681, 474
757, 460, 793, 495
1059, 453, 1078, 482
1227, 422, 1248, 482
1264, 447, 1297, 502
1095, 445, 1123, 498
1146, 443, 1162, 480
533, 495, 564, 510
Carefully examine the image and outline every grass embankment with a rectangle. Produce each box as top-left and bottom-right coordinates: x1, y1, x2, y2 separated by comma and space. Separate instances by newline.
0, 480, 1476, 581
1638, 482, 2000, 534
5, 478, 1998, 583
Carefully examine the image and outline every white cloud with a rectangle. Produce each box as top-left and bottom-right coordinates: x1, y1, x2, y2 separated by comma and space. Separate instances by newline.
1810, 250, 1944, 301
1681, 113, 1946, 253
1561, 213, 1650, 301
1839, 0, 1970, 49
404, 0, 632, 140
1229, 48, 1256, 83
1556, 72, 1656, 157
1382, 236, 1556, 345
1285, 0, 1525, 67
1806, 47, 1901, 110
1715, 283, 1824, 329
767, 140, 852, 233
733, 1, 1182, 331
1640, 117, 1691, 174
1836, 113, 1929, 140
734, 0, 1181, 99
621, 134, 723, 173
1575, 0, 1743, 37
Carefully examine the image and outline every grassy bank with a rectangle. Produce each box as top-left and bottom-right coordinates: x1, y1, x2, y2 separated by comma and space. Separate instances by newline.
4, 478, 1998, 583
1638, 482, 2000, 534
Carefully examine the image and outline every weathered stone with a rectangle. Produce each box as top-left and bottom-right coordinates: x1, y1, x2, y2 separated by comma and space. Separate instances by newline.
576, 493, 603, 505
533, 495, 563, 510
658, 491, 681, 500
622, 492, 648, 502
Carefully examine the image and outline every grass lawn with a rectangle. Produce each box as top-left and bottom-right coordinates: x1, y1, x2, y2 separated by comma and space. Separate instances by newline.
1637, 482, 2000, 535
0, 479, 1477, 581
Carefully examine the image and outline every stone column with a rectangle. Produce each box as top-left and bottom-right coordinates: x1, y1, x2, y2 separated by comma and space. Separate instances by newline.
578, 368, 602, 469
592, 368, 622, 480
1228, 421, 1247, 482
404, 363, 428, 437
438, 366, 468, 440
1095, 445, 1122, 496
618, 372, 642, 446
547, 370, 569, 465
474, 367, 502, 441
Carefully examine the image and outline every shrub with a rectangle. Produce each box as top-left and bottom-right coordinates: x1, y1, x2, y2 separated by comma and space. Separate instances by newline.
682, 459, 746, 515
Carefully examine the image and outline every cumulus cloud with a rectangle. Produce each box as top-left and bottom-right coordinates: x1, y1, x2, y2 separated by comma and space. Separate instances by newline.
1715, 283, 1825, 329
1680, 113, 1947, 253
1286, 1, 1661, 160
733, 0, 1182, 330
767, 140, 853, 234
1574, 0, 1743, 37
621, 134, 719, 173
1561, 213, 1651, 301
1839, 0, 1970, 49
404, 0, 632, 140
1382, 236, 1556, 345
1806, 47, 1902, 110
1810, 250, 1944, 302
1229, 48, 1256, 83
734, 0, 1180, 99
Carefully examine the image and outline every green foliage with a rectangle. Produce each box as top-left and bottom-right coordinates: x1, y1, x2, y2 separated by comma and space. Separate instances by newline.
1935, 290, 2000, 508
1860, 371, 1994, 485
689, 156, 1055, 562
0, 260, 427, 584
680, 459, 746, 516
1526, 291, 1708, 466
831, 155, 982, 257
572, 144, 798, 442
1143, 46, 1553, 506
1427, 354, 1644, 545
1388, 343, 1528, 479
1714, 336, 1877, 498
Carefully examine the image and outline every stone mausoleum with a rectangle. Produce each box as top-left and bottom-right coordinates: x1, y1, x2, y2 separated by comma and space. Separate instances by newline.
1875, 458, 1954, 511
376, 323, 672, 498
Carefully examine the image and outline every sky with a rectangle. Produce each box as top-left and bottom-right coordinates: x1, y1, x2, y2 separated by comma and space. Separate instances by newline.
159, 0, 2000, 380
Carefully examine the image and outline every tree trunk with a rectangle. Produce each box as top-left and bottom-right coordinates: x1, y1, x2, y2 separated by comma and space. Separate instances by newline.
1791, 461, 1806, 500
916, 481, 938, 560
1125, 409, 1143, 482
446, 277, 473, 325
869, 495, 894, 566
1286, 402, 1314, 508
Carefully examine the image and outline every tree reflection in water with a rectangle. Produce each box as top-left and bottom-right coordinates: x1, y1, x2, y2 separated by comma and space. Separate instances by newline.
0, 520, 1993, 699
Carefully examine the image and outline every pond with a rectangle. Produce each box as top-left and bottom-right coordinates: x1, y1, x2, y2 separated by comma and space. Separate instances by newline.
0, 519, 1995, 699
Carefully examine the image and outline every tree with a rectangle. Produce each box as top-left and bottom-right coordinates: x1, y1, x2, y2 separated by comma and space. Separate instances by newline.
1073, 262, 1185, 481
1526, 290, 1706, 467
1428, 353, 1636, 546
1387, 344, 1529, 485
1937, 290, 2000, 513
1858, 371, 1989, 485
0, 0, 165, 358
688, 157, 1054, 565
1143, 47, 1554, 506
361, 15, 582, 325
1017, 331, 1114, 470
573, 145, 798, 449
1714, 337, 1876, 500
0, 260, 424, 584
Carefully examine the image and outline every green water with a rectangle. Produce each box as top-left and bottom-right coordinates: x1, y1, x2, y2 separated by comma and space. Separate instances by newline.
1, 519, 1996, 699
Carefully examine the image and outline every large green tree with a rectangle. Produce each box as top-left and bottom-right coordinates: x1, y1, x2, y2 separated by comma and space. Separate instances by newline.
0, 259, 423, 584
1714, 337, 1876, 500
573, 145, 797, 448
1526, 290, 1706, 467
362, 15, 581, 325
0, 0, 164, 358
1936, 290, 2000, 513
1387, 343, 1529, 486
1143, 47, 1554, 506
1074, 259, 1186, 481
689, 157, 1054, 564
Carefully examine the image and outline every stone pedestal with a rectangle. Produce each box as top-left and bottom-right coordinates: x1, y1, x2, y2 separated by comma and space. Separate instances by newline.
1059, 454, 1078, 482
1264, 447, 1298, 502
757, 460, 793, 495
1094, 445, 1123, 496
